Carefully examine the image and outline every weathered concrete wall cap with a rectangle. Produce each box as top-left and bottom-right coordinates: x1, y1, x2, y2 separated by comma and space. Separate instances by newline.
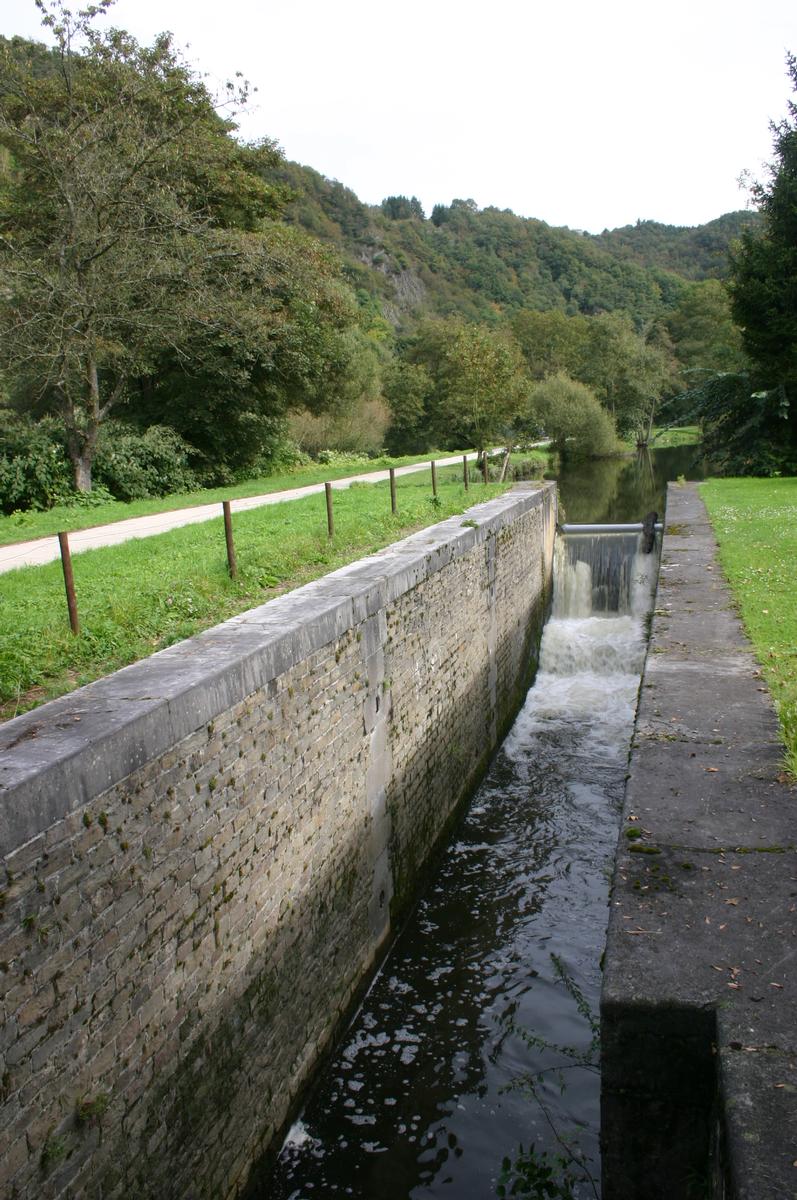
601, 482, 797, 1200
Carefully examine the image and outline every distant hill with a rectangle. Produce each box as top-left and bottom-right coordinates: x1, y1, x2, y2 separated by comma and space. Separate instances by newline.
269, 161, 760, 330
591, 212, 761, 280
1, 32, 759, 333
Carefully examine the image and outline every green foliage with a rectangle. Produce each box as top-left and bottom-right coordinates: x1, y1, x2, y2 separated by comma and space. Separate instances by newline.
382, 359, 436, 453
381, 195, 424, 220
92, 423, 198, 500
528, 375, 618, 459
497, 1146, 582, 1199
679, 371, 795, 475
593, 212, 762, 280
0, 411, 73, 512
665, 279, 747, 372
393, 318, 529, 451
709, 53, 797, 471
512, 309, 676, 440
436, 323, 530, 451
0, 9, 359, 492
273, 163, 738, 336
0, 413, 197, 510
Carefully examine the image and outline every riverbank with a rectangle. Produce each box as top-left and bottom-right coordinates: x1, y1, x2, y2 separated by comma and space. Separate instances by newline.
601, 482, 797, 1199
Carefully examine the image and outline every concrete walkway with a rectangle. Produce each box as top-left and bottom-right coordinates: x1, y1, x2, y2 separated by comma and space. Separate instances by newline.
0, 453, 487, 575
601, 482, 796, 1199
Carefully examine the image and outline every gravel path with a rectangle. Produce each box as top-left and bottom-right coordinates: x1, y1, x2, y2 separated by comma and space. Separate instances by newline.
0, 453, 487, 574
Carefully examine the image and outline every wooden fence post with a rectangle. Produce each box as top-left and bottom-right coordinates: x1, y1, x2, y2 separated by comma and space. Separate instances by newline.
58, 532, 80, 636
463, 455, 469, 490
431, 460, 438, 498
389, 468, 397, 514
222, 501, 237, 579
325, 481, 334, 539
482, 454, 489, 485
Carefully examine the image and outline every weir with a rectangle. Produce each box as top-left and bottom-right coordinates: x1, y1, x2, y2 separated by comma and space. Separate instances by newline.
256, 525, 660, 1198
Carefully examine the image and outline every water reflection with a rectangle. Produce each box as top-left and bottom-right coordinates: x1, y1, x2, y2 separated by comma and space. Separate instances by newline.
551, 443, 710, 524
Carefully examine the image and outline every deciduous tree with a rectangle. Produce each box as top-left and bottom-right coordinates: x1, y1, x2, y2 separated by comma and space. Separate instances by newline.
0, 2, 354, 489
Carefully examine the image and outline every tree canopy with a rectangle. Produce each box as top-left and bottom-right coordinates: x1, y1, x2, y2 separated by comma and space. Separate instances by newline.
0, 2, 359, 489
692, 52, 797, 474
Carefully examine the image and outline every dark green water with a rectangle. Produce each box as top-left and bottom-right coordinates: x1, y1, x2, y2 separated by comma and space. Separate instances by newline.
250, 444, 703, 1200
550, 443, 711, 524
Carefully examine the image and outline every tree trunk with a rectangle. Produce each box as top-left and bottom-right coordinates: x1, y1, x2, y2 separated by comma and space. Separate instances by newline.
73, 451, 93, 493
62, 363, 101, 492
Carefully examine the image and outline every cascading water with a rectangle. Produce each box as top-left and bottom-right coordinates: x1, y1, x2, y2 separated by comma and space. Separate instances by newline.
252, 532, 658, 1200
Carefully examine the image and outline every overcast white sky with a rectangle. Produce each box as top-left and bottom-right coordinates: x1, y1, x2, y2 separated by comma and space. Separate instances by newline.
3, 0, 796, 232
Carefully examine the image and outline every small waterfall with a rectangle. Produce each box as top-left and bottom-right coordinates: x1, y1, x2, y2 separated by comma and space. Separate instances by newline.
553, 532, 657, 619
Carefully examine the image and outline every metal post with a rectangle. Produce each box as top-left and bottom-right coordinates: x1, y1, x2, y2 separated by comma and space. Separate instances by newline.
57, 532, 80, 636
325, 481, 334, 539
222, 501, 237, 579
431, 460, 438, 498
463, 455, 469, 491
389, 468, 397, 514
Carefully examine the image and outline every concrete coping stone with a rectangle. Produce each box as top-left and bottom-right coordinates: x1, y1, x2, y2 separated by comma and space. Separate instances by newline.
602, 481, 797, 1198
0, 483, 555, 856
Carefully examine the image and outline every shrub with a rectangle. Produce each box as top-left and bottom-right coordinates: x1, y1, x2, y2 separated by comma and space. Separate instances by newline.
92, 423, 198, 500
0, 415, 199, 511
0, 412, 73, 513
287, 397, 390, 459
528, 374, 618, 459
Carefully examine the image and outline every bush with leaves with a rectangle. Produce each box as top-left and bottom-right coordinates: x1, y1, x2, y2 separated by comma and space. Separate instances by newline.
0, 411, 72, 512
528, 375, 618, 459
92, 423, 198, 500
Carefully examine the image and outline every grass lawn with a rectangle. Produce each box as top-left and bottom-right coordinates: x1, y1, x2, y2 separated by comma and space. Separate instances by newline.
615, 425, 701, 454
1, 469, 511, 720
0, 448, 477, 548
651, 425, 701, 449
701, 476, 797, 775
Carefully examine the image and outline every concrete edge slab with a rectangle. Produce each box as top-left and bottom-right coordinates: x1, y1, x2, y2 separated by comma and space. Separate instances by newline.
601, 481, 797, 1200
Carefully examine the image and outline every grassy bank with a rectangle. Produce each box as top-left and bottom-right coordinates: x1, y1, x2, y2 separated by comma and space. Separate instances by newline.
0, 470, 510, 720
651, 425, 701, 449
0, 449, 477, 548
701, 476, 797, 775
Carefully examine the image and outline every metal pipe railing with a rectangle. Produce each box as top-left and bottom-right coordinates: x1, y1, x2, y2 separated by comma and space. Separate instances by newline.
558, 522, 663, 534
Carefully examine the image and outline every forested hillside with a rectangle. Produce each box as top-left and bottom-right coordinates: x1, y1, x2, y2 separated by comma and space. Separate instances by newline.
593, 212, 761, 281
271, 160, 755, 329
1, 11, 778, 511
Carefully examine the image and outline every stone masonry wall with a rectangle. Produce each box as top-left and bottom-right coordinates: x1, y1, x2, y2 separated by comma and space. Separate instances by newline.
0, 483, 555, 1200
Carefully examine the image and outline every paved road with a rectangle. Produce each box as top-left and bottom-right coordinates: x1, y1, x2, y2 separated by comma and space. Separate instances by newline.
0, 453, 488, 575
